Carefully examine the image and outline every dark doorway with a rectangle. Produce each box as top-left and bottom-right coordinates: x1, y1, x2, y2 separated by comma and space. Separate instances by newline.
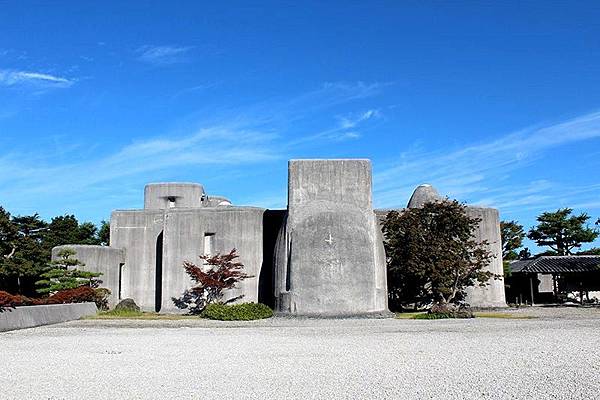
259, 210, 286, 307
155, 231, 164, 312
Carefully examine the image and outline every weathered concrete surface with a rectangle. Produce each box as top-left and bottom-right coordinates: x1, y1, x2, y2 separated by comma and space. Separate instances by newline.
275, 159, 389, 316
0, 302, 97, 332
464, 206, 507, 307
144, 182, 205, 209
52, 245, 125, 307
110, 209, 165, 312
161, 207, 265, 313
110, 205, 265, 313
406, 183, 442, 208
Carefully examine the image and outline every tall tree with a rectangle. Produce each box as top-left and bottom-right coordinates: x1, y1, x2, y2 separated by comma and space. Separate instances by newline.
382, 200, 497, 311
42, 215, 100, 252
500, 220, 525, 260
98, 220, 110, 246
528, 208, 598, 255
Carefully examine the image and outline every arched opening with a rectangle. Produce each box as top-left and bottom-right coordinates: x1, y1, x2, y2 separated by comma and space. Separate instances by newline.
155, 231, 164, 312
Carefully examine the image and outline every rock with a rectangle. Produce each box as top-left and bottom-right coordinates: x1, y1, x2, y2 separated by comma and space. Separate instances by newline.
114, 298, 140, 312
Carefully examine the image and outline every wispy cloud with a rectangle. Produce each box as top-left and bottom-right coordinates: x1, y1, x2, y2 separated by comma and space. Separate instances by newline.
136, 45, 193, 65
373, 111, 600, 214
0, 80, 389, 220
0, 69, 74, 88
289, 108, 382, 145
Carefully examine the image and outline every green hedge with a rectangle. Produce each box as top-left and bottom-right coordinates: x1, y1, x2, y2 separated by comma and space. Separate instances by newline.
200, 302, 273, 321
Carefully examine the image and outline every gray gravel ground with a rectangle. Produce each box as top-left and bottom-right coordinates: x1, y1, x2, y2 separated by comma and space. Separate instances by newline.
1, 307, 599, 400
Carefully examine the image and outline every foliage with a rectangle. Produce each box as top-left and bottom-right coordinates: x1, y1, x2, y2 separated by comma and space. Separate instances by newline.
1, 286, 109, 311
98, 220, 110, 246
382, 200, 498, 310
0, 206, 107, 297
46, 286, 110, 309
500, 220, 525, 260
0, 290, 21, 312
577, 247, 600, 255
200, 302, 273, 321
172, 248, 252, 314
35, 248, 102, 294
528, 208, 598, 255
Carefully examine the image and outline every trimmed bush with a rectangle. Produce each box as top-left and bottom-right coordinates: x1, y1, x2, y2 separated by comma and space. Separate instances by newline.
200, 302, 273, 321
46, 286, 110, 310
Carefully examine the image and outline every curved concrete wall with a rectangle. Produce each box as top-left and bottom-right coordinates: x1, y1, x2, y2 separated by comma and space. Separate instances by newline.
52, 245, 125, 308
274, 160, 389, 316
144, 183, 205, 210
0, 303, 97, 332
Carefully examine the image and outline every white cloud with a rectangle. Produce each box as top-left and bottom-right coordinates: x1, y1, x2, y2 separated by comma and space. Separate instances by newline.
373, 111, 600, 213
136, 45, 192, 65
0, 69, 74, 88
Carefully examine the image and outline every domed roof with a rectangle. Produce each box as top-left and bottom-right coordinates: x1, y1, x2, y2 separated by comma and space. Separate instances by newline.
407, 184, 442, 208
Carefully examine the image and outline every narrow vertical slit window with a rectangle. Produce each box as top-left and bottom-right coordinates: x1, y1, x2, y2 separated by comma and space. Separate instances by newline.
203, 233, 215, 264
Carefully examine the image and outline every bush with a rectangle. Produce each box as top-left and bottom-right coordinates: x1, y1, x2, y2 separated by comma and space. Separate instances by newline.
200, 302, 273, 321
46, 286, 110, 310
0, 286, 109, 311
0, 291, 43, 312
0, 291, 20, 312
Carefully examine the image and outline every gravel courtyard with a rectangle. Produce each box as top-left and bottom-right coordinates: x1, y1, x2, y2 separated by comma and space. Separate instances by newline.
2, 308, 599, 400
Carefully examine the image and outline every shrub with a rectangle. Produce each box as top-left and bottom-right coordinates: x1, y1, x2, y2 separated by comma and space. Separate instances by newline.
172, 248, 252, 314
46, 286, 110, 309
0, 290, 20, 312
0, 291, 42, 312
200, 302, 273, 321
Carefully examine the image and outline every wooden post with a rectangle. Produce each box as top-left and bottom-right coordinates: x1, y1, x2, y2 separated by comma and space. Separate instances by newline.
529, 276, 535, 306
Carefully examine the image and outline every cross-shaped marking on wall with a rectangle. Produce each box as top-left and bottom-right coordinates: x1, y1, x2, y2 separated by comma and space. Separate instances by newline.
325, 233, 334, 245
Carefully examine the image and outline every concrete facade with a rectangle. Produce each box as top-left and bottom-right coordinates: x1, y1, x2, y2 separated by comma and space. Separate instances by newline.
51, 159, 505, 314
51, 245, 125, 308
274, 160, 389, 316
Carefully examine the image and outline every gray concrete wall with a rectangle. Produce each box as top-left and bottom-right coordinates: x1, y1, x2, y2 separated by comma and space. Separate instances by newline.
160, 207, 265, 313
0, 302, 97, 332
144, 183, 205, 210
51, 245, 125, 307
111, 209, 165, 311
464, 206, 507, 307
275, 159, 389, 316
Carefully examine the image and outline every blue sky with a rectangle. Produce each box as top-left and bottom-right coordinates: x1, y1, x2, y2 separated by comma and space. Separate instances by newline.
1, 1, 599, 251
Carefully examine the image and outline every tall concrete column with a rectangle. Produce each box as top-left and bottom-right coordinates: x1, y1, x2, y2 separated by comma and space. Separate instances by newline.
274, 159, 390, 317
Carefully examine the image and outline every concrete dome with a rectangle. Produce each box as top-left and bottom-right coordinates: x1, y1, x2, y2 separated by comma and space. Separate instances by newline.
407, 184, 442, 208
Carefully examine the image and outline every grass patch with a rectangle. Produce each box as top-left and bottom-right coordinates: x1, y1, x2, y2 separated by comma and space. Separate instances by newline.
88, 310, 198, 320
395, 312, 426, 319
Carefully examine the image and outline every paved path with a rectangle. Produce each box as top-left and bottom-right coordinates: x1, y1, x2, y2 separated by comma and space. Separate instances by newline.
2, 308, 599, 399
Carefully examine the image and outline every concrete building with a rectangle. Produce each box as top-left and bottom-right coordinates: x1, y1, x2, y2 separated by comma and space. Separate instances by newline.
52, 159, 506, 314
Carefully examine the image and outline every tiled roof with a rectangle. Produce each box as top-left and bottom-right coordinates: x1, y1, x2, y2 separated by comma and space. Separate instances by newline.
510, 256, 600, 274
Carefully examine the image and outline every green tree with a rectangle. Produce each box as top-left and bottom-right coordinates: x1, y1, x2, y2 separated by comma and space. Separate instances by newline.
42, 215, 101, 252
528, 208, 598, 255
98, 220, 110, 246
382, 200, 497, 311
35, 248, 102, 294
500, 220, 525, 260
